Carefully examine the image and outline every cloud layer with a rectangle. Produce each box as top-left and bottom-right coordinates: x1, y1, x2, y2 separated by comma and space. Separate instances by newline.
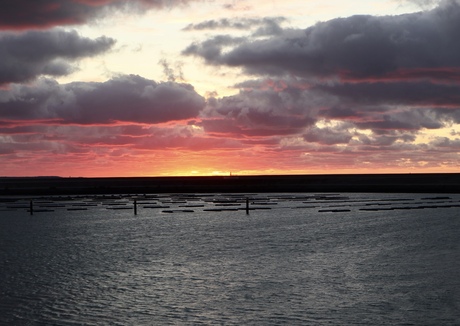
0, 0, 459, 176
0, 0, 195, 30
180, 1, 459, 173
183, 17, 287, 36
0, 29, 115, 85
185, 1, 460, 78
0, 75, 205, 124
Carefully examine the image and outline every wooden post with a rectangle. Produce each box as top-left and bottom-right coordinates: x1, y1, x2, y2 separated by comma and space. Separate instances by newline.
30, 200, 34, 216
246, 197, 249, 215
134, 200, 137, 215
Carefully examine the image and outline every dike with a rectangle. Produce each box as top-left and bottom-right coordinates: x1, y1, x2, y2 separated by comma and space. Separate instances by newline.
0, 173, 459, 196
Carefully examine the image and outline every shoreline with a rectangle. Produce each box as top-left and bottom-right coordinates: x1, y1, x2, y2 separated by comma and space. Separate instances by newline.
1, 173, 459, 196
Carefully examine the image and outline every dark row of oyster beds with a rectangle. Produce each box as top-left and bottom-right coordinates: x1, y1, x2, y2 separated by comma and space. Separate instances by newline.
1, 193, 459, 215
0, 173, 459, 196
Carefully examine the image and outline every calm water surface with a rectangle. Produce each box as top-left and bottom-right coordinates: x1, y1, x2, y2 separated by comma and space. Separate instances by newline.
1, 193, 459, 325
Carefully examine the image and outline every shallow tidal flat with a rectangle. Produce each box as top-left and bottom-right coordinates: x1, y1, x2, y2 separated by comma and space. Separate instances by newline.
2, 192, 460, 215
1, 192, 459, 325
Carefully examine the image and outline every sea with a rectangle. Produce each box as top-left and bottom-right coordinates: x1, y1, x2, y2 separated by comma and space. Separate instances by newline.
0, 192, 459, 325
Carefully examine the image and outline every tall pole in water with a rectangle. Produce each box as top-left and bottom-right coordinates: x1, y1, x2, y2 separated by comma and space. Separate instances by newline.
134, 200, 138, 215
30, 200, 34, 216
246, 197, 249, 215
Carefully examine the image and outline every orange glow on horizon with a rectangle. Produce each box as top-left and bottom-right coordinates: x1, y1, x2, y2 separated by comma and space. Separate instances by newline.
3, 154, 457, 178
1, 145, 458, 178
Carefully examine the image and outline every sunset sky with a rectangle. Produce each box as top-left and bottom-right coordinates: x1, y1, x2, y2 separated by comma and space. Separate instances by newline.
1, 0, 459, 177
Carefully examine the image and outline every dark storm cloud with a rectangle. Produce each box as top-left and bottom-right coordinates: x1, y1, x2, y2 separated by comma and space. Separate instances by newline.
200, 87, 318, 137
330, 106, 447, 132
316, 81, 460, 107
431, 136, 460, 149
0, 0, 195, 30
422, 108, 460, 125
0, 29, 115, 85
311, 79, 460, 131
312, 82, 457, 131
355, 131, 417, 147
184, 0, 460, 138
201, 76, 458, 138
0, 75, 205, 124
183, 17, 286, 36
355, 109, 445, 131
182, 35, 247, 64
183, 0, 460, 79
340, 67, 460, 85
303, 125, 354, 145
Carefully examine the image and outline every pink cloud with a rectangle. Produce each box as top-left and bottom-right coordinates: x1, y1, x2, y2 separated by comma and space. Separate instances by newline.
339, 67, 460, 85
0, 0, 196, 30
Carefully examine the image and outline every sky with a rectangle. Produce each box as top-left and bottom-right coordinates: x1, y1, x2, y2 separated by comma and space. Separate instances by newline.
0, 0, 459, 177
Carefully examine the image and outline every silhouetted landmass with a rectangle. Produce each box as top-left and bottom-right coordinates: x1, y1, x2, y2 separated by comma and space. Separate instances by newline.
0, 174, 459, 196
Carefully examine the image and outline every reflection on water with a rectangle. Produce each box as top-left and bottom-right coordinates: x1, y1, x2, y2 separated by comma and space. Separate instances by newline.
1, 193, 459, 325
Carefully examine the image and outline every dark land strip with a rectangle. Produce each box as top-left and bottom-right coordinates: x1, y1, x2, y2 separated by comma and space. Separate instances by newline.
0, 173, 459, 196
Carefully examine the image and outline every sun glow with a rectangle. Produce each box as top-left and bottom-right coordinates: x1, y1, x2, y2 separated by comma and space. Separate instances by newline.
1, 1, 459, 177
